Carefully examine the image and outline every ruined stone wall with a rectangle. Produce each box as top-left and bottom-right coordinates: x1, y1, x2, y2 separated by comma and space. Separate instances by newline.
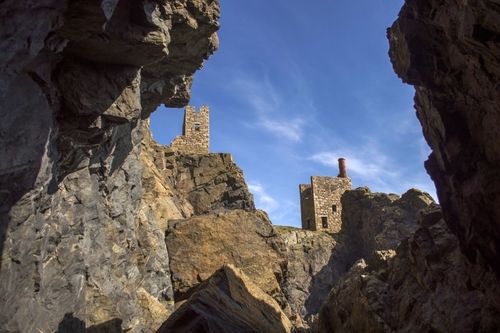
299, 184, 315, 231
171, 106, 209, 154
311, 176, 352, 232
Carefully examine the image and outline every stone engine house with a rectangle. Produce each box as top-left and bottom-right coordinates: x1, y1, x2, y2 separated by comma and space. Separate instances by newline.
171, 105, 210, 154
299, 158, 352, 232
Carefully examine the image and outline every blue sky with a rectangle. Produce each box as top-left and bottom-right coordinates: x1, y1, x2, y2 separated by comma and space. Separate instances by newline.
150, 0, 437, 227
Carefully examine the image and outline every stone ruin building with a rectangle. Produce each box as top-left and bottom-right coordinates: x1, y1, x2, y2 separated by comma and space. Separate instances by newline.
299, 158, 352, 232
171, 105, 210, 154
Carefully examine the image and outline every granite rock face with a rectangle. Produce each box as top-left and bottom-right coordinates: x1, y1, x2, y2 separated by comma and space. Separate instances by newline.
0, 1, 220, 332
318, 205, 500, 332
157, 264, 293, 333
388, 0, 500, 275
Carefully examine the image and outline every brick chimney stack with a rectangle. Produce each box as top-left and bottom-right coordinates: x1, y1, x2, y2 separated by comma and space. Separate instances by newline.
338, 158, 348, 178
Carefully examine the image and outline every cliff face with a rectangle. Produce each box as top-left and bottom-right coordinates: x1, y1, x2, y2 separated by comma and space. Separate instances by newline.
388, 0, 500, 275
0, 1, 220, 332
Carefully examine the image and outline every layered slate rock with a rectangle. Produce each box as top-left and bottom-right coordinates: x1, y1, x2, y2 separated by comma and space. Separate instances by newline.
318, 205, 500, 332
166, 210, 282, 301
388, 0, 500, 275
0, 1, 220, 332
156, 264, 292, 333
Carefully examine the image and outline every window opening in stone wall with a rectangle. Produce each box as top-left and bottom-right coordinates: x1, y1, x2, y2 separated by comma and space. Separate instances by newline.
321, 216, 328, 228
194, 122, 201, 131
307, 219, 310, 229
332, 204, 337, 213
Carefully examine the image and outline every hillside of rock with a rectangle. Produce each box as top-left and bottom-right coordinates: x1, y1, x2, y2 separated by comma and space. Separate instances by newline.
161, 186, 434, 331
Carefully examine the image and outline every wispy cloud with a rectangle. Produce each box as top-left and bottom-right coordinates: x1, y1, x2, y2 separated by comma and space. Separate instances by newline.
248, 181, 279, 213
311, 142, 398, 182
248, 180, 301, 225
230, 60, 314, 143
259, 117, 305, 142
309, 138, 437, 200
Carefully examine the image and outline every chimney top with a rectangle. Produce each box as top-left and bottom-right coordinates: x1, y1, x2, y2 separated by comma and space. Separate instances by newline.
338, 158, 348, 178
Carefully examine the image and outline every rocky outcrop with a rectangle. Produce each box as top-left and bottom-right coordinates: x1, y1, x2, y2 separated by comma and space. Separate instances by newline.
141, 121, 254, 222
318, 205, 500, 332
388, 0, 500, 275
173, 153, 255, 215
340, 187, 435, 266
157, 264, 293, 333
270, 228, 349, 321
0, 1, 220, 332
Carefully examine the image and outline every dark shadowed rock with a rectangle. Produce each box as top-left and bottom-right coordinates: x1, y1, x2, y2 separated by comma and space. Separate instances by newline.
156, 264, 292, 333
270, 227, 349, 321
318, 204, 500, 332
340, 187, 434, 266
388, 0, 500, 275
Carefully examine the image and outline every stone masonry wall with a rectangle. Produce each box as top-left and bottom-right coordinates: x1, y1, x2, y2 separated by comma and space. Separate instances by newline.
299, 184, 315, 230
171, 106, 209, 154
311, 176, 352, 232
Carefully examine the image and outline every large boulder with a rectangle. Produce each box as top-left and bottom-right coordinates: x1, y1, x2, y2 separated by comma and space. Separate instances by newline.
166, 209, 282, 301
340, 187, 434, 266
157, 264, 292, 333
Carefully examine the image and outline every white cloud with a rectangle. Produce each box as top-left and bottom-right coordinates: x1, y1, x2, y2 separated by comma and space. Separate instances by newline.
309, 138, 437, 201
248, 181, 279, 213
258, 117, 305, 142
310, 143, 399, 185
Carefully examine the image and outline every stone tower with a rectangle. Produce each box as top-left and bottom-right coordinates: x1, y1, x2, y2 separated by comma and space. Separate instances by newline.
299, 158, 352, 232
171, 106, 209, 154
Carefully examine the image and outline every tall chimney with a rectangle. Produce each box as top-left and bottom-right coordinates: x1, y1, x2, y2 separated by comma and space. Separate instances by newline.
338, 158, 348, 178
